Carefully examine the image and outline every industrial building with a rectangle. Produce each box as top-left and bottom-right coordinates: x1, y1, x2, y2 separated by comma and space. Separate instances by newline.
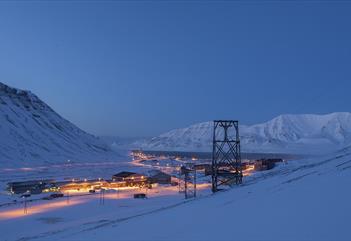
148, 170, 172, 184
7, 180, 55, 194
254, 159, 283, 171
112, 172, 147, 186
112, 172, 137, 181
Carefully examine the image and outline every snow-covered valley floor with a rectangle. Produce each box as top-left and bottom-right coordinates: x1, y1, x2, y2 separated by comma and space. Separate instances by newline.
1, 148, 351, 241
1, 185, 212, 241
0, 159, 136, 202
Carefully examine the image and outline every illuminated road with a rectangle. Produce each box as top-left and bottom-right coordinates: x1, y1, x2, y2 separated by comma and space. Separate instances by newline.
0, 184, 211, 221
0, 151, 250, 222
0, 152, 212, 223
0, 199, 84, 220
0, 183, 212, 241
0, 151, 258, 241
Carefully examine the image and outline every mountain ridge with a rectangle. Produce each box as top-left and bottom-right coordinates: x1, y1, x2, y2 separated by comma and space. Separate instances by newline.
137, 112, 351, 154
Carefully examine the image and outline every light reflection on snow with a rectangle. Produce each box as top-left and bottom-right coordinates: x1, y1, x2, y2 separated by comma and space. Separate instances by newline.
0, 183, 211, 221
0, 199, 84, 220
0, 161, 128, 173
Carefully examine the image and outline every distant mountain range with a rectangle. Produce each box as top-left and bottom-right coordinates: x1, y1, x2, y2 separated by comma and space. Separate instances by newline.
1, 81, 350, 168
0, 82, 120, 168
137, 113, 351, 154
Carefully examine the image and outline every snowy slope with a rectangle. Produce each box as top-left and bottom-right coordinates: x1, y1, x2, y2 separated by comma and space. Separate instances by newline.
0, 82, 120, 168
72, 147, 351, 241
139, 113, 351, 154
11, 145, 349, 241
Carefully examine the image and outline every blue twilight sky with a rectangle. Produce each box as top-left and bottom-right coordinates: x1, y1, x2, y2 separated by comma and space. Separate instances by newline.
0, 1, 350, 137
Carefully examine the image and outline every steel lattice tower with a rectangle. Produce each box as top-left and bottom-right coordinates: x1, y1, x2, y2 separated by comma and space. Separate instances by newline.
212, 120, 242, 192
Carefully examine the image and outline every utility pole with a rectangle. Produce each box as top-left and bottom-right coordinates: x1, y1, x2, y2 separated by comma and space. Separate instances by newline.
100, 189, 105, 205
66, 191, 70, 204
180, 164, 197, 199
24, 196, 27, 214
22, 193, 30, 214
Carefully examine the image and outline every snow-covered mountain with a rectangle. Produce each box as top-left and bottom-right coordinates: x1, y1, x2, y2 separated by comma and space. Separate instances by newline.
0, 82, 120, 168
138, 113, 351, 154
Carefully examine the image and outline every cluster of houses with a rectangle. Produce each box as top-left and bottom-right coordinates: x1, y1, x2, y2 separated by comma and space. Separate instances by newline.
112, 171, 172, 185
7, 170, 174, 195
7, 159, 283, 195
195, 158, 283, 176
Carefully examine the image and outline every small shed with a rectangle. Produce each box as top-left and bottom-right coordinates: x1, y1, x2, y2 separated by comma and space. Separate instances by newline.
134, 193, 147, 199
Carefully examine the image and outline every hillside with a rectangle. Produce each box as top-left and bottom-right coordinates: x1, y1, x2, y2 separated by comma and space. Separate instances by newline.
16, 146, 350, 241
0, 82, 120, 168
72, 146, 351, 241
139, 113, 351, 154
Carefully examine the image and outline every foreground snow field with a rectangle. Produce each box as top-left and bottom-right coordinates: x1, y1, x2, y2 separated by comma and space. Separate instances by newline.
1, 186, 211, 241
67, 149, 351, 241
1, 147, 350, 241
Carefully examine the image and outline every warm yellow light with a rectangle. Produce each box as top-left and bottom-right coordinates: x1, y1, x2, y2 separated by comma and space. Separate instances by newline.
0, 199, 84, 220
